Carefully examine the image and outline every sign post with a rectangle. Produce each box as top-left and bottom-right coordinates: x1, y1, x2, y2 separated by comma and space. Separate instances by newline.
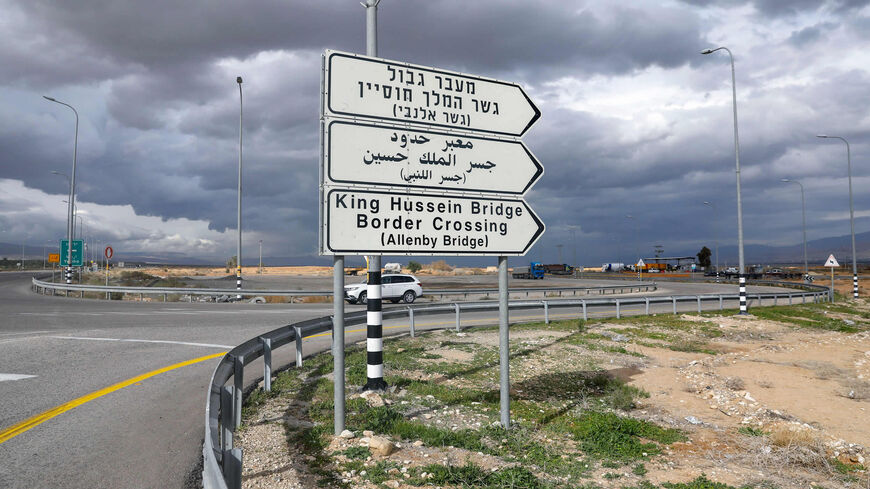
320, 32, 543, 431
637, 258, 645, 281
105, 246, 113, 299
825, 254, 839, 302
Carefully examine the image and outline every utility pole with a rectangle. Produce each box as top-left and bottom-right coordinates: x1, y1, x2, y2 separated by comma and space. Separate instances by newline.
236, 76, 244, 300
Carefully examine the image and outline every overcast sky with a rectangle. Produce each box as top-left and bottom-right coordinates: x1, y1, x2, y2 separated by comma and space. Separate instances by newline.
1, 0, 868, 266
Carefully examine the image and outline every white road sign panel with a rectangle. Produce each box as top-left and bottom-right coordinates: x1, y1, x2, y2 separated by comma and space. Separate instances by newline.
636, 259, 645, 267
322, 188, 544, 256
825, 254, 840, 267
324, 120, 542, 195
323, 50, 541, 137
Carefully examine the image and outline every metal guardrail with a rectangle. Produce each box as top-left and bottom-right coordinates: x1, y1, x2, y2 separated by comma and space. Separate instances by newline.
30, 277, 656, 302
202, 281, 830, 489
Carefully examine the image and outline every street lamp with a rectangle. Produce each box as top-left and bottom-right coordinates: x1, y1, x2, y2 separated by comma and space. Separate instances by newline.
44, 96, 79, 285
817, 135, 858, 298
258, 239, 263, 274
702, 201, 719, 280
236, 76, 243, 299
780, 179, 808, 281
701, 46, 748, 314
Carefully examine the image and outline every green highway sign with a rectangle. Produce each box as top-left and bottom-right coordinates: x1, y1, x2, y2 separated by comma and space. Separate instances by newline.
60, 240, 84, 267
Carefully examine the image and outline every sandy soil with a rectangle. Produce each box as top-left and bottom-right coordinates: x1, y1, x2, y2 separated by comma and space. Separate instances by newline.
237, 301, 870, 488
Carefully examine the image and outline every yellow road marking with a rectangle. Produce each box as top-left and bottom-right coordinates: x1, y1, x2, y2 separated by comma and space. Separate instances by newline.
0, 351, 226, 445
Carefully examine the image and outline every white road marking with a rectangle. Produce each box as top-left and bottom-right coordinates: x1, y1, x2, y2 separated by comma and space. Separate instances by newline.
0, 330, 52, 336
50, 336, 233, 349
0, 374, 37, 382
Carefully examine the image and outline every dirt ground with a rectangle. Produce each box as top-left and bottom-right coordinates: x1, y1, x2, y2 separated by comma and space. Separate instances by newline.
236, 300, 870, 489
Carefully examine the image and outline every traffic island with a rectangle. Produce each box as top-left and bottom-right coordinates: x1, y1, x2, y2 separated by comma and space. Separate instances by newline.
235, 302, 870, 489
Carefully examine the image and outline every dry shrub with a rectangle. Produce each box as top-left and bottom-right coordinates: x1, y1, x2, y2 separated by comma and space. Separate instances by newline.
299, 295, 331, 303
840, 379, 870, 400
769, 424, 819, 448
430, 260, 453, 271
757, 379, 774, 389
793, 360, 843, 380
265, 295, 288, 304
725, 376, 746, 391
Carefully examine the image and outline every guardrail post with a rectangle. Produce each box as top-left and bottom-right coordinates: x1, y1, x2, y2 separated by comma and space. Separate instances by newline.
408, 308, 415, 337
221, 385, 234, 451
139, 293, 142, 301
163, 293, 167, 302
802, 294, 806, 304
542, 301, 549, 324
261, 337, 272, 392
719, 295, 723, 310
697, 296, 701, 313
645, 297, 650, 315
616, 299, 621, 319
788, 293, 792, 305
223, 448, 243, 489
233, 355, 243, 430
454, 303, 461, 331
582, 301, 587, 321
294, 326, 303, 367
773, 295, 777, 306
672, 297, 677, 315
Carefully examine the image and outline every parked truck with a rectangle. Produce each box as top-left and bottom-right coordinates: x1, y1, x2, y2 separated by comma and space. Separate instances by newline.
512, 262, 546, 279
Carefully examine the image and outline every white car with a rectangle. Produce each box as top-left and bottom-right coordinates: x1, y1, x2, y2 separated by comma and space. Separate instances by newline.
345, 273, 423, 305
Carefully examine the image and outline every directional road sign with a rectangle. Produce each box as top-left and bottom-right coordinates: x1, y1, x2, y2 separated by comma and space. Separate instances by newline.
322, 188, 544, 256
59, 239, 83, 267
323, 120, 542, 195
825, 254, 840, 267
323, 50, 541, 137
48, 253, 60, 264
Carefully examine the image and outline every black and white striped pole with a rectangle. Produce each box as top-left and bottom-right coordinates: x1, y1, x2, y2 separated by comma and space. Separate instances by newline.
701, 46, 748, 314
363, 255, 387, 391
236, 76, 243, 300
361, 0, 387, 392
817, 135, 859, 300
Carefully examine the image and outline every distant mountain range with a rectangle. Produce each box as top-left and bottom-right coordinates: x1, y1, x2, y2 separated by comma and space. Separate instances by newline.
3, 229, 869, 267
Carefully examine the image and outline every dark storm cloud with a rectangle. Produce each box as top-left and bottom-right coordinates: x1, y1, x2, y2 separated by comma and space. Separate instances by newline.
2, 0, 869, 264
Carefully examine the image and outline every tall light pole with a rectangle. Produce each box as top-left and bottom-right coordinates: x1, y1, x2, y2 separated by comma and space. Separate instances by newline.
780, 179, 808, 281
236, 76, 243, 300
258, 239, 263, 273
44, 90, 78, 287
702, 46, 747, 314
703, 201, 719, 279
817, 135, 858, 298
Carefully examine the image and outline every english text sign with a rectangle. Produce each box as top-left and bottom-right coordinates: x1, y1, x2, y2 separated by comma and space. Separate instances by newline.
323, 189, 544, 256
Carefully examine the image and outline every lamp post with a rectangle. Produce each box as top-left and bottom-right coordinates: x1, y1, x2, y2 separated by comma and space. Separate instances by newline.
258, 239, 263, 274
816, 135, 858, 298
780, 179, 808, 281
701, 46, 747, 313
236, 76, 244, 300
703, 201, 719, 280
626, 214, 640, 279
45, 98, 78, 285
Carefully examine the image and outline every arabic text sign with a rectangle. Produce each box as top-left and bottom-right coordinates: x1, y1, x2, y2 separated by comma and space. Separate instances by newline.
323, 189, 544, 256
324, 50, 540, 137
59, 239, 83, 267
324, 120, 542, 195
48, 253, 60, 263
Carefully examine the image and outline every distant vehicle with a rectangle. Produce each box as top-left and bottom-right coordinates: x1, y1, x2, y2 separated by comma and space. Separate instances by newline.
345, 273, 422, 304
512, 262, 545, 279
601, 263, 625, 272
543, 264, 574, 275
384, 262, 402, 273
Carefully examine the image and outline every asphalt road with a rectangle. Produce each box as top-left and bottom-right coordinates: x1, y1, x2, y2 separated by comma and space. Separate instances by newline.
0, 271, 803, 488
